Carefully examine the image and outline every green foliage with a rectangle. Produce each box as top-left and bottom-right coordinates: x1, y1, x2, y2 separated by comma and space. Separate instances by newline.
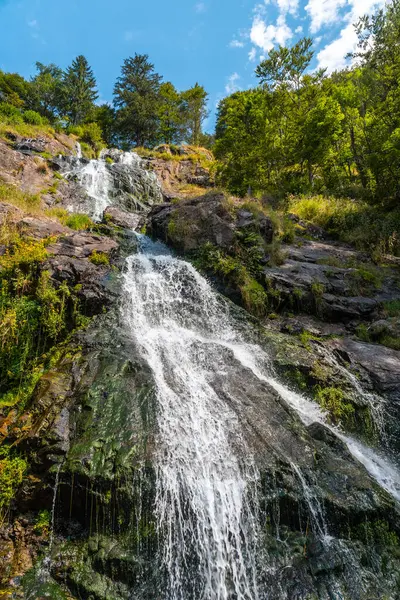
216, 2, 400, 218
288, 195, 400, 256
0, 446, 28, 525
158, 82, 185, 144
0, 102, 23, 124
23, 109, 44, 126
299, 330, 321, 351
0, 182, 42, 213
193, 242, 268, 316
384, 300, 400, 317
61, 55, 98, 126
114, 54, 163, 147
0, 231, 90, 415
33, 509, 51, 535
89, 250, 110, 266
311, 282, 325, 297
315, 386, 355, 426
353, 520, 399, 548
181, 83, 209, 146
65, 213, 94, 231
78, 122, 105, 154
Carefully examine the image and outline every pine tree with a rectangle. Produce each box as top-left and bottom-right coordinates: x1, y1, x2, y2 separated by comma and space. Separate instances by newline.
62, 55, 98, 125
158, 82, 184, 144
114, 54, 162, 147
181, 83, 209, 145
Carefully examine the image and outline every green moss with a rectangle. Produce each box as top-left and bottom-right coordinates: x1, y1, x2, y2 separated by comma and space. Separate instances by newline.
40, 151, 53, 160
33, 509, 51, 535
89, 250, 110, 266
0, 446, 28, 525
383, 299, 400, 317
311, 282, 325, 297
352, 520, 399, 548
105, 156, 114, 165
193, 242, 268, 316
315, 386, 355, 426
299, 330, 321, 351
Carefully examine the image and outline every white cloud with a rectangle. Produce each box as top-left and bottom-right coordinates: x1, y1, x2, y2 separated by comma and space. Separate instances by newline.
225, 72, 241, 94
295, 25, 303, 34
229, 39, 245, 48
250, 13, 293, 52
316, 0, 385, 72
305, 0, 347, 33
276, 0, 299, 15
195, 2, 206, 13
249, 47, 257, 61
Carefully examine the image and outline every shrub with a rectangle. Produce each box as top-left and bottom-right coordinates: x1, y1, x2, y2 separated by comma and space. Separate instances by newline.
65, 213, 93, 231
288, 195, 400, 257
383, 299, 400, 317
0, 102, 23, 125
79, 122, 105, 154
33, 510, 51, 536
22, 110, 44, 126
315, 386, 355, 426
0, 446, 28, 525
89, 250, 110, 265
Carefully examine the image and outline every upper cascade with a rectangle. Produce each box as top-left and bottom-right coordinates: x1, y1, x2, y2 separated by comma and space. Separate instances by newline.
60, 147, 163, 221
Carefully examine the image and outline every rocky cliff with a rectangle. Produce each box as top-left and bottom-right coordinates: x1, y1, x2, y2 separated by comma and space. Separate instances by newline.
0, 137, 399, 600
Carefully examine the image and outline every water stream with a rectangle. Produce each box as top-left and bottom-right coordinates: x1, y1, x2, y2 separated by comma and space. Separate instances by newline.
70, 153, 400, 598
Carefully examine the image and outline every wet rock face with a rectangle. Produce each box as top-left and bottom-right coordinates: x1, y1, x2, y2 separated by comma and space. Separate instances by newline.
149, 193, 274, 252
58, 150, 163, 219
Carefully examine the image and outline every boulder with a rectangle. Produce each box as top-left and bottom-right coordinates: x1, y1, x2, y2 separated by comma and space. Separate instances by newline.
103, 206, 145, 230
149, 192, 274, 252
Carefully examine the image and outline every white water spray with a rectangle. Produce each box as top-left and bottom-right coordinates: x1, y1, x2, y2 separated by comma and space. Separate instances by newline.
122, 245, 260, 600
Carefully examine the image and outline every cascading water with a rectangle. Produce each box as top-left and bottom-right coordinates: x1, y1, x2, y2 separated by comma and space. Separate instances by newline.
121, 235, 400, 598
62, 149, 163, 220
122, 239, 260, 600
63, 152, 400, 598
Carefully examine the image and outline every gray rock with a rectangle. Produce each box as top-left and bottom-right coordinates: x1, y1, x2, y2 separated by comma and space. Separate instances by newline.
103, 205, 145, 231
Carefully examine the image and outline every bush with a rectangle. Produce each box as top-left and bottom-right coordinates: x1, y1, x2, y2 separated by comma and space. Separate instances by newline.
0, 102, 23, 125
70, 122, 105, 156
0, 446, 27, 525
89, 250, 110, 265
23, 110, 44, 126
65, 213, 94, 231
288, 195, 400, 257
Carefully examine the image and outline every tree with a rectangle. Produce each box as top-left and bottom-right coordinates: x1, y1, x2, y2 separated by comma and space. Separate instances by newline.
62, 55, 98, 125
181, 83, 209, 145
93, 104, 117, 147
0, 71, 30, 107
158, 82, 184, 144
256, 37, 315, 91
28, 62, 63, 121
114, 54, 162, 147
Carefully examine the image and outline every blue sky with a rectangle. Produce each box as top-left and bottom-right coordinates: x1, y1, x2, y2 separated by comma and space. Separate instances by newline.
0, 0, 385, 130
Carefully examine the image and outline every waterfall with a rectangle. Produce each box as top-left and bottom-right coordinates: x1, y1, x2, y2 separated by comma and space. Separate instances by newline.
122, 239, 260, 600
62, 149, 163, 221
121, 235, 400, 598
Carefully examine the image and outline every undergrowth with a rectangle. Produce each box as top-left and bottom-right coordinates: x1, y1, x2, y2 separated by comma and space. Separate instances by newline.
288, 195, 400, 258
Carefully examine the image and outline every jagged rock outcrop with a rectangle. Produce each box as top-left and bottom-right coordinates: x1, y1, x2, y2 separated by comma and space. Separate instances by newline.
149, 192, 273, 252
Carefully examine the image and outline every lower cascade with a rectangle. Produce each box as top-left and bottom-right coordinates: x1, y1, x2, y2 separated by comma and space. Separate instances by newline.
118, 235, 400, 599
122, 239, 260, 599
